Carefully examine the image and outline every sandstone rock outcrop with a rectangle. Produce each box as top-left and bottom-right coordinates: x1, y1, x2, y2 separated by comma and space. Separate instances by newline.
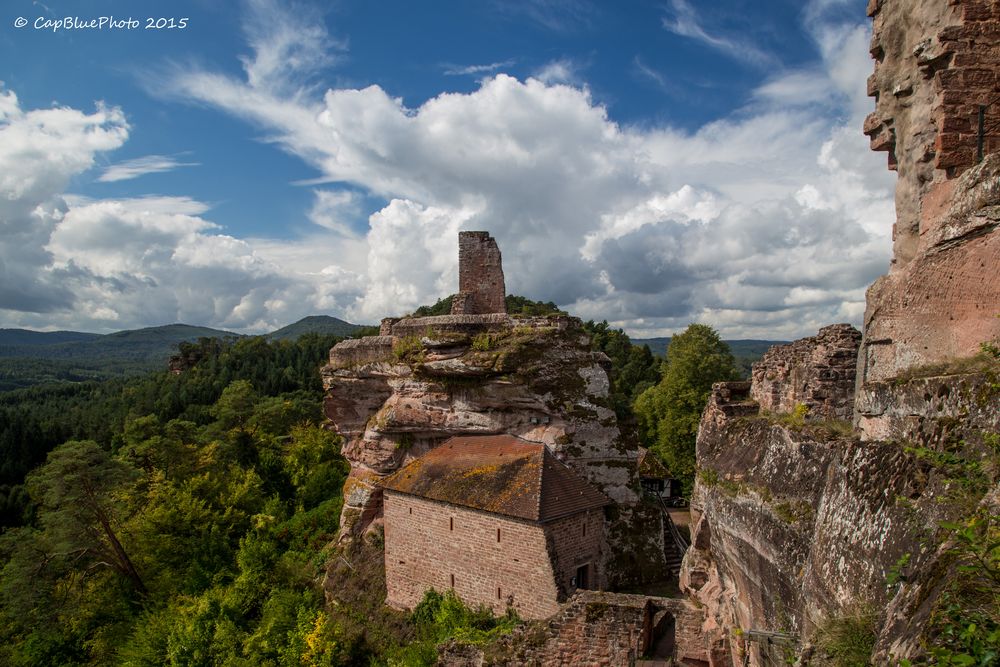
681, 350, 999, 664
322, 315, 638, 534
860, 0, 1000, 384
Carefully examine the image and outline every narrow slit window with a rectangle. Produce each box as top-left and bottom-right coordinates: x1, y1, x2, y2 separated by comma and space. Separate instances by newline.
496, 528, 501, 542
497, 587, 501, 600
450, 517, 454, 531
409, 507, 412, 515
450, 574, 455, 588
582, 522, 587, 537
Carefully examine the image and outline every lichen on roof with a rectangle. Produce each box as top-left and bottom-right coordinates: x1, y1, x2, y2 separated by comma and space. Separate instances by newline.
382, 434, 610, 522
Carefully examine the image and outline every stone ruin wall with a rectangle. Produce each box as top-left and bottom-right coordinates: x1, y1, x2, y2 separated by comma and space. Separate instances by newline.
750, 323, 862, 421
859, 0, 1000, 388
438, 591, 723, 667
451, 231, 507, 315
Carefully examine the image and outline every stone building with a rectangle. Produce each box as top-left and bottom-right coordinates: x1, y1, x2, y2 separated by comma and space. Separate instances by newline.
382, 434, 611, 620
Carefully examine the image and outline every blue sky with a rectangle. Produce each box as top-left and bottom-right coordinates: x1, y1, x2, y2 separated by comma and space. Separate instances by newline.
0, 0, 895, 338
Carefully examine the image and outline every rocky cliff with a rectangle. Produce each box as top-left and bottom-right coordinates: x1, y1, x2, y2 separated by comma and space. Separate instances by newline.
681, 364, 998, 663
860, 0, 1000, 384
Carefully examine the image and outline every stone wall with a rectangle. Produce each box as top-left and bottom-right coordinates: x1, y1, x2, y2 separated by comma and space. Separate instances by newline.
859, 0, 1000, 384
326, 336, 395, 370
452, 231, 507, 315
383, 491, 605, 620
545, 508, 608, 599
749, 324, 861, 421
438, 591, 721, 666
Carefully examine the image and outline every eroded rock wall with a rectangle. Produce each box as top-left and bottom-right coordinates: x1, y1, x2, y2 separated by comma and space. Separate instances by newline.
677, 2, 1000, 664
860, 0, 1000, 384
681, 371, 997, 665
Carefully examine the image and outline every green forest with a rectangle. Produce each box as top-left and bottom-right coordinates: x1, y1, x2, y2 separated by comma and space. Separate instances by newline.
0, 306, 745, 665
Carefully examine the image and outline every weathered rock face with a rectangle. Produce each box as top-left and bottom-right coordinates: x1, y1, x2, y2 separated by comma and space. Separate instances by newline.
860, 0, 1000, 383
681, 369, 998, 665
750, 324, 861, 421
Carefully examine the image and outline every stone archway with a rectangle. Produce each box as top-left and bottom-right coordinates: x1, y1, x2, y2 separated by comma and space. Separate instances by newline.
649, 609, 676, 659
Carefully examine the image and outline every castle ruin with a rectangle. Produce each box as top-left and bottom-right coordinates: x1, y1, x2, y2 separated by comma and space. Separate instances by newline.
451, 231, 507, 315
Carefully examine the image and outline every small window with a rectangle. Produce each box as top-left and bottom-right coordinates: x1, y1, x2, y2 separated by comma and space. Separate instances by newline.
496, 528, 501, 543
409, 507, 412, 515
450, 574, 455, 588
497, 586, 501, 600
582, 522, 587, 537
450, 517, 454, 531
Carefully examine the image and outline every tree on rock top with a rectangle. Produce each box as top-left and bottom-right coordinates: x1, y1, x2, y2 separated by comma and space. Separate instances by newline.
634, 324, 739, 495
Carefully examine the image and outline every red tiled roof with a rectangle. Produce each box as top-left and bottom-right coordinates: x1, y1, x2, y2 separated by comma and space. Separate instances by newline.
381, 434, 611, 522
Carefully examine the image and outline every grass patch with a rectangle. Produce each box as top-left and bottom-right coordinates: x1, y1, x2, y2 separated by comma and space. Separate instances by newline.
893, 346, 1000, 385
392, 335, 424, 362
772, 500, 815, 524
813, 603, 879, 666
761, 404, 854, 441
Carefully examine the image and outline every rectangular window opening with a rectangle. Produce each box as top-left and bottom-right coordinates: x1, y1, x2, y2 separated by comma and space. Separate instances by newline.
450, 517, 454, 531
497, 586, 501, 600
409, 507, 412, 515
496, 527, 501, 542
450, 573, 455, 588
582, 522, 587, 537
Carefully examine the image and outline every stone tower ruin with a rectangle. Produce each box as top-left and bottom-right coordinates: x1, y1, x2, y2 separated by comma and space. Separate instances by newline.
450, 231, 507, 315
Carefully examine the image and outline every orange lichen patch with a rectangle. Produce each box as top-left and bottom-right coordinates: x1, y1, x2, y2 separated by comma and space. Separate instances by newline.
381, 434, 610, 522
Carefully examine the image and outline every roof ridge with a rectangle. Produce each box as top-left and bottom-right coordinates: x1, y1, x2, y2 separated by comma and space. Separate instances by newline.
535, 444, 549, 520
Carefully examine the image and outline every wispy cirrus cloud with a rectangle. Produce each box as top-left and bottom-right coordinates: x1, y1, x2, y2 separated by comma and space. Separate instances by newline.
662, 0, 778, 69
98, 154, 199, 182
443, 60, 516, 76
492, 0, 597, 32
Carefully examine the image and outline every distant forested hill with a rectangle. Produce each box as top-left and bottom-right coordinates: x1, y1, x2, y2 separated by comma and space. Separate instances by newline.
265, 315, 365, 341
0, 324, 240, 361
0, 329, 101, 346
0, 324, 242, 391
0, 317, 366, 391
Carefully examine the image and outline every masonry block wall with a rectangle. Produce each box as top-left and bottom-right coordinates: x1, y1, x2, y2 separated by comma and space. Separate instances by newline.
451, 231, 507, 315
544, 509, 606, 598
384, 492, 604, 620
749, 324, 861, 421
